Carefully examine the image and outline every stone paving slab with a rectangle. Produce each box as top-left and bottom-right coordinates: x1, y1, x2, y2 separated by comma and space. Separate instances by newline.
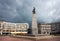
12, 35, 56, 40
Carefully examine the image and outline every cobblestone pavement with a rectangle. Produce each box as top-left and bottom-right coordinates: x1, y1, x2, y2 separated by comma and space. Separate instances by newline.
0, 36, 33, 41
0, 36, 60, 41
37, 37, 60, 41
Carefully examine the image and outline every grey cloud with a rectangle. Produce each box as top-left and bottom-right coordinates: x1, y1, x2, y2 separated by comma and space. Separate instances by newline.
0, 0, 60, 24
0, 0, 16, 22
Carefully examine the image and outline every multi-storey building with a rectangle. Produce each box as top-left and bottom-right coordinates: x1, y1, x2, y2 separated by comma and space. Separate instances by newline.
51, 22, 60, 34
38, 22, 60, 35
0, 21, 3, 35
0, 21, 29, 35
38, 23, 51, 35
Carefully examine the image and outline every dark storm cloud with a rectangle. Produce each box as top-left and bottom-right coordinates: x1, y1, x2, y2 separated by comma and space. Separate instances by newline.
14, 0, 33, 23
0, 0, 60, 24
0, 0, 17, 22
15, 0, 60, 23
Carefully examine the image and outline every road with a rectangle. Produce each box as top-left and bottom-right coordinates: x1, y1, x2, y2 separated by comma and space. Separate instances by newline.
0, 36, 60, 41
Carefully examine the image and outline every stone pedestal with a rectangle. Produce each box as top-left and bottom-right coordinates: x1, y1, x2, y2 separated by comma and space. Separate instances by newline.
32, 13, 38, 35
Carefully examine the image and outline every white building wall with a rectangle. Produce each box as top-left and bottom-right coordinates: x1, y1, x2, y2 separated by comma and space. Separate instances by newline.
0, 22, 29, 34
40, 24, 51, 35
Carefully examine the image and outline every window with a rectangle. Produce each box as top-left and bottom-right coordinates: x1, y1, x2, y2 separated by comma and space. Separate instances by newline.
43, 32, 46, 34
47, 32, 49, 34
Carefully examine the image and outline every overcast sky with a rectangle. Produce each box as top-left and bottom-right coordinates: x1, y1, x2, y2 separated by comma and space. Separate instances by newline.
0, 0, 60, 24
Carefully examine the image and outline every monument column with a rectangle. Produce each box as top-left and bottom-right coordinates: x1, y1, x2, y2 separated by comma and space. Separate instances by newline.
32, 7, 38, 35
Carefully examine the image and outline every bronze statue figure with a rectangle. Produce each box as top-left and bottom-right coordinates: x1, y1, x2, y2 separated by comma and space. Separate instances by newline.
32, 7, 35, 14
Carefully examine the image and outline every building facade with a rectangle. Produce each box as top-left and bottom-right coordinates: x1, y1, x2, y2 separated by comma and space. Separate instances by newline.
38, 23, 60, 35
0, 21, 29, 35
51, 23, 60, 34
38, 23, 51, 35
0, 21, 3, 35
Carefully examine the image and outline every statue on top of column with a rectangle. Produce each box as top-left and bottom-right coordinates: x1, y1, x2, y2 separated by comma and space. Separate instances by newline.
32, 7, 35, 14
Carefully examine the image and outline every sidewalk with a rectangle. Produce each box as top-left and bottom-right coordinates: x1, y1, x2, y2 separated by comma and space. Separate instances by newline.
11, 35, 57, 40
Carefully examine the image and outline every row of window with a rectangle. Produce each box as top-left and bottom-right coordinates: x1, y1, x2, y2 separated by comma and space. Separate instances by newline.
42, 32, 50, 34
3, 30, 27, 32
2, 24, 28, 30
